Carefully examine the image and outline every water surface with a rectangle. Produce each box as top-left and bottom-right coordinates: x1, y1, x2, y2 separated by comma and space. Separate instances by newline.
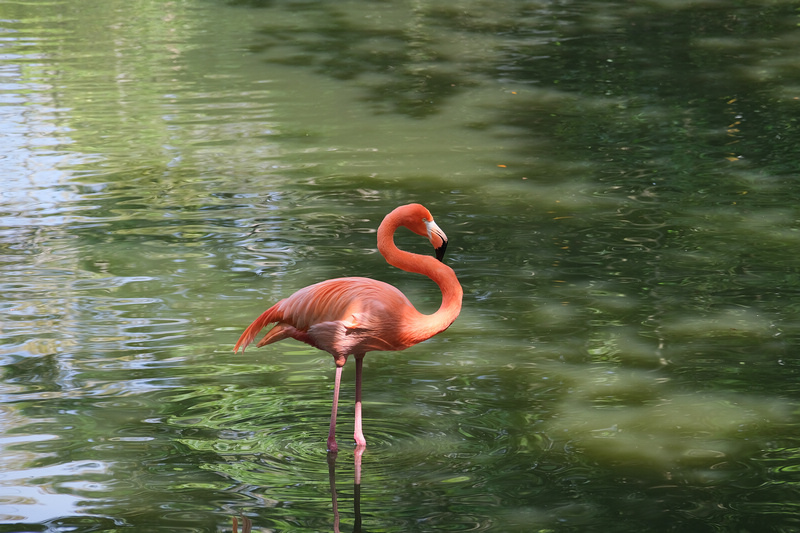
2, 0, 800, 531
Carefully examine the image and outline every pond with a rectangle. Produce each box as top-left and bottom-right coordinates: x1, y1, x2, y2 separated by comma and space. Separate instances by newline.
2, 0, 800, 531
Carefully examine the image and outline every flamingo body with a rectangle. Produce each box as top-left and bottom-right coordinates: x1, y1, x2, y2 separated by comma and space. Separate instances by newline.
234, 203, 462, 451
236, 277, 425, 360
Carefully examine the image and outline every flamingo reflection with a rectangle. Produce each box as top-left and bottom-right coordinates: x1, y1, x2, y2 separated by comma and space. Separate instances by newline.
328, 446, 365, 533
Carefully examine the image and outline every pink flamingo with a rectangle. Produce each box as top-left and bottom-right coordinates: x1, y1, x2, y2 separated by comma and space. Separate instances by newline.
234, 204, 463, 452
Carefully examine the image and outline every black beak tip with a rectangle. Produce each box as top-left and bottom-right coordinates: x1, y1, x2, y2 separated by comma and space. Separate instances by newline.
435, 240, 448, 262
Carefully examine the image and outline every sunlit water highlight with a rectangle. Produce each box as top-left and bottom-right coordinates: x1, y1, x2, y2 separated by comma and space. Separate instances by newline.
2, 0, 800, 532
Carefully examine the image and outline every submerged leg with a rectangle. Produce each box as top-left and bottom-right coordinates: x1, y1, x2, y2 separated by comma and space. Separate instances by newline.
328, 365, 343, 453
354, 354, 366, 447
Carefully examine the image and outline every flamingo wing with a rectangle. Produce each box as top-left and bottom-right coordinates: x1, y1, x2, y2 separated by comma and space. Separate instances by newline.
234, 277, 416, 358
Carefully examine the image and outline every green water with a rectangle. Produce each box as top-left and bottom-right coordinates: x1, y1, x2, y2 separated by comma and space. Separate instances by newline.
2, 0, 800, 531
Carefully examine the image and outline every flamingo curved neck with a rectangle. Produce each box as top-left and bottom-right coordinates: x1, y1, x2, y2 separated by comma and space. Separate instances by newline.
377, 216, 463, 343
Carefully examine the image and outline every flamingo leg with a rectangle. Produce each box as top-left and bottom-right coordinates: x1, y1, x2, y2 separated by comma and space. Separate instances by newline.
354, 354, 367, 447
328, 365, 343, 453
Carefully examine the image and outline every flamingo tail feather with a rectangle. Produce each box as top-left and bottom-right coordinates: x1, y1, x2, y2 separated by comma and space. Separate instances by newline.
233, 302, 283, 353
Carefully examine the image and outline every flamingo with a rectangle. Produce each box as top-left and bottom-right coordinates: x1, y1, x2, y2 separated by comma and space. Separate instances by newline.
234, 203, 463, 452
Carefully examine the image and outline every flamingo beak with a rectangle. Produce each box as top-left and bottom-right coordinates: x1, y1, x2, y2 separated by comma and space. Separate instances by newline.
435, 239, 448, 262
425, 220, 449, 262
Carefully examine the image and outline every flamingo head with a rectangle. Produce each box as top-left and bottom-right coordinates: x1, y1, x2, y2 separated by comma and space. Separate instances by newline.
397, 203, 449, 262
